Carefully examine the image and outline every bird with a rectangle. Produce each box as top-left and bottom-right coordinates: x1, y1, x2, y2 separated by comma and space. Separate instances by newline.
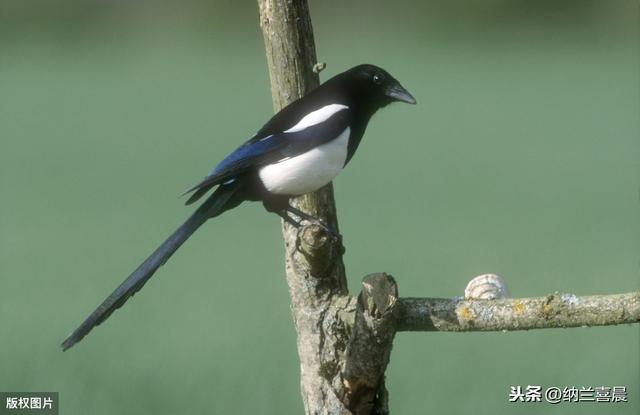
61, 64, 416, 351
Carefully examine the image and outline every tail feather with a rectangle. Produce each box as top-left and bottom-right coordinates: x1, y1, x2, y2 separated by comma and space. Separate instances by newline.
185, 184, 214, 205
61, 183, 240, 351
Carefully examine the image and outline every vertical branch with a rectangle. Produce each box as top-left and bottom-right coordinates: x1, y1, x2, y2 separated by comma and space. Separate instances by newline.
343, 273, 398, 415
257, 1, 350, 413
258, 0, 319, 111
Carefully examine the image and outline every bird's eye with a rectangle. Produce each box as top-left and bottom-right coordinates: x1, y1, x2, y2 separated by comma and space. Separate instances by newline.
372, 74, 384, 85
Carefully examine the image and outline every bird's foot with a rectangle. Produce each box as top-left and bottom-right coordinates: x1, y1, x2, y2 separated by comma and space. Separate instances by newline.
284, 207, 345, 255
306, 220, 345, 254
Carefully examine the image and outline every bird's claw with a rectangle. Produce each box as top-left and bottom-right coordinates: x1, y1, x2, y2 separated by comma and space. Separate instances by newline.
282, 207, 346, 254
313, 221, 346, 255
299, 219, 346, 255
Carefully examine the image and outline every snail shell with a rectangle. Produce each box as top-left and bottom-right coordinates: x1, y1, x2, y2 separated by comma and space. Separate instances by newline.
464, 274, 509, 300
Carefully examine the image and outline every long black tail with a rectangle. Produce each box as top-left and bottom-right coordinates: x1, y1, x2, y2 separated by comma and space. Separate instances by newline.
61, 183, 241, 351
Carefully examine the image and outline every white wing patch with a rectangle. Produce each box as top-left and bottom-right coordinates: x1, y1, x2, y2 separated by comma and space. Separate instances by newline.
258, 127, 350, 195
284, 104, 349, 133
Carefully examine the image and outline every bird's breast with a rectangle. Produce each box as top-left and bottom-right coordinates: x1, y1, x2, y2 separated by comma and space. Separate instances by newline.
258, 127, 350, 196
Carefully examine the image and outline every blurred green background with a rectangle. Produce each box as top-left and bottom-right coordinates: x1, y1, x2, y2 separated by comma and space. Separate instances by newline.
1, 1, 638, 414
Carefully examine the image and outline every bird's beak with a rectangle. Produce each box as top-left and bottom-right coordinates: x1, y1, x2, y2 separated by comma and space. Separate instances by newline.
386, 84, 417, 104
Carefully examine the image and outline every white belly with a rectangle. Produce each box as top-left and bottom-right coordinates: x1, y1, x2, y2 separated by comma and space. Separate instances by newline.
258, 127, 350, 195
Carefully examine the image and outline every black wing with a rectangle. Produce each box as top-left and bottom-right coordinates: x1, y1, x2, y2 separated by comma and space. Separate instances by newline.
184, 107, 351, 204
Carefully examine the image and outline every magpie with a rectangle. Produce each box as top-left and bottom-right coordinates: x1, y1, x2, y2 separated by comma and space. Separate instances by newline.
61, 64, 416, 351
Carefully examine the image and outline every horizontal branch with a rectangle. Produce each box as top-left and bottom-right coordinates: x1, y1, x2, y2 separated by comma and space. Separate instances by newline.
397, 291, 640, 332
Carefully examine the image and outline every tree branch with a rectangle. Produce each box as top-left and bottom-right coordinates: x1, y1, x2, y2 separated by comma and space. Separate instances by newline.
258, 1, 350, 413
397, 291, 640, 332
255, 2, 639, 414
343, 273, 398, 414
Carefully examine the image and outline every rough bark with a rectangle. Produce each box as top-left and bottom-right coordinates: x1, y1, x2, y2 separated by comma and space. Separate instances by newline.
397, 291, 640, 332
258, 1, 351, 413
343, 273, 398, 415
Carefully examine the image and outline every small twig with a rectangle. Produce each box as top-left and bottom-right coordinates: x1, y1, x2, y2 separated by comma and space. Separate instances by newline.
313, 62, 327, 73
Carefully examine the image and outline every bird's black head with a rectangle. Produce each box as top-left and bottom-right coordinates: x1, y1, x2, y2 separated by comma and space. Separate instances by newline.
335, 64, 416, 111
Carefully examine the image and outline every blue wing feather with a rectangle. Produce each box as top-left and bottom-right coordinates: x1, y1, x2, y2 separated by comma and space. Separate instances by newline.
184, 108, 350, 204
